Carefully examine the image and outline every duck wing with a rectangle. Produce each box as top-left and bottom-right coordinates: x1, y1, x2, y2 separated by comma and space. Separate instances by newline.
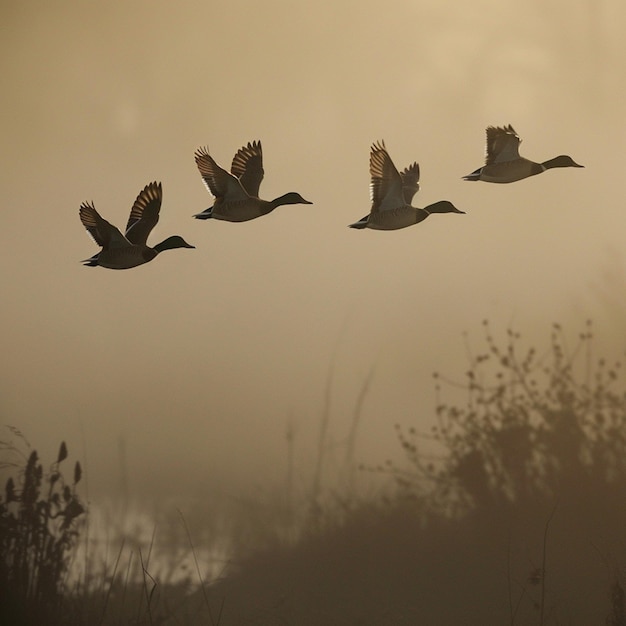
79, 202, 129, 250
400, 162, 420, 204
369, 141, 404, 213
485, 124, 521, 165
230, 140, 264, 197
195, 147, 249, 201
125, 181, 162, 245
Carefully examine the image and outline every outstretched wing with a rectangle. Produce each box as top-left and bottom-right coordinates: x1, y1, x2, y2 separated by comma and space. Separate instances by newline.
369, 140, 404, 213
400, 162, 420, 204
125, 181, 162, 245
230, 140, 264, 197
195, 147, 249, 201
79, 202, 129, 250
485, 124, 521, 165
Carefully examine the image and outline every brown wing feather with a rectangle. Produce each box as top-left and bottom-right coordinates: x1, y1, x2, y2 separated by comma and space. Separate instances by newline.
400, 162, 420, 204
195, 146, 249, 201
485, 124, 521, 165
79, 202, 127, 249
125, 181, 162, 245
230, 141, 264, 197
369, 141, 403, 212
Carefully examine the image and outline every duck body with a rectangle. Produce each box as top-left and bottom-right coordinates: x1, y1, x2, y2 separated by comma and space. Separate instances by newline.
206, 192, 309, 222
350, 201, 463, 230
193, 142, 311, 222
349, 141, 464, 231
86, 236, 194, 269
350, 207, 430, 230
93, 245, 158, 270
79, 182, 194, 270
463, 125, 583, 183
463, 157, 544, 183
195, 201, 264, 223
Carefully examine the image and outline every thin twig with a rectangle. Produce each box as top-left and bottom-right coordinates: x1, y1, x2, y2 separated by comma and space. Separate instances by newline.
539, 499, 559, 626
98, 539, 125, 626
138, 548, 155, 626
177, 508, 221, 626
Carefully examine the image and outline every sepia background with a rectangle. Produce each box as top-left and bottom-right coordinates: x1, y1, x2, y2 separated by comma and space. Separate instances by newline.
1, 0, 625, 503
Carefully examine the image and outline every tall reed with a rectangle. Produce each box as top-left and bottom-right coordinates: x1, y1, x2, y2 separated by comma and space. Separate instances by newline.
0, 436, 85, 624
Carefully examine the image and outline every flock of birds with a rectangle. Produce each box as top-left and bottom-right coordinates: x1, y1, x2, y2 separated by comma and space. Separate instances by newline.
79, 125, 584, 270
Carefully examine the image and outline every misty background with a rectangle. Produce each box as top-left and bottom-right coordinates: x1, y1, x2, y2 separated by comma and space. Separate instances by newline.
2, 0, 625, 503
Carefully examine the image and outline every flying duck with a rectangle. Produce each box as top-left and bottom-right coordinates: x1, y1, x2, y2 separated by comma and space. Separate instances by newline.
80, 182, 194, 269
193, 141, 312, 222
349, 141, 464, 230
463, 124, 583, 183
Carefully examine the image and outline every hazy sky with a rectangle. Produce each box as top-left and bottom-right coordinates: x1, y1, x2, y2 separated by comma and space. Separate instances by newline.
2, 0, 626, 501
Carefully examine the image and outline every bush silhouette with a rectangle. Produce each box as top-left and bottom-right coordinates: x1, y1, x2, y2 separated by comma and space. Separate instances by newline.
392, 321, 626, 515
383, 321, 626, 623
0, 434, 85, 625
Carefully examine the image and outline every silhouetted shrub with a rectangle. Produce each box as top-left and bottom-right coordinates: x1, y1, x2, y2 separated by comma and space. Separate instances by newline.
390, 321, 626, 516
0, 433, 85, 625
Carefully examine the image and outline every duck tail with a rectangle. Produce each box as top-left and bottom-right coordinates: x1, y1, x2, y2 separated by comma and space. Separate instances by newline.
193, 207, 214, 220
348, 216, 369, 229
462, 168, 482, 181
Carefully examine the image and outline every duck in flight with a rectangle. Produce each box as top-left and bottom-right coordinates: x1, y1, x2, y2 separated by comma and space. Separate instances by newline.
193, 140, 312, 222
80, 182, 194, 269
463, 124, 583, 183
349, 140, 464, 230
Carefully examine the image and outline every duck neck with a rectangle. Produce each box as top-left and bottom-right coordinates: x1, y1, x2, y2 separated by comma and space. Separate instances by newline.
541, 156, 571, 170
269, 193, 293, 210
153, 237, 189, 253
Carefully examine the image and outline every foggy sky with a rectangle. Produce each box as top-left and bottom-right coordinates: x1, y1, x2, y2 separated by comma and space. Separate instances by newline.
2, 0, 626, 501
